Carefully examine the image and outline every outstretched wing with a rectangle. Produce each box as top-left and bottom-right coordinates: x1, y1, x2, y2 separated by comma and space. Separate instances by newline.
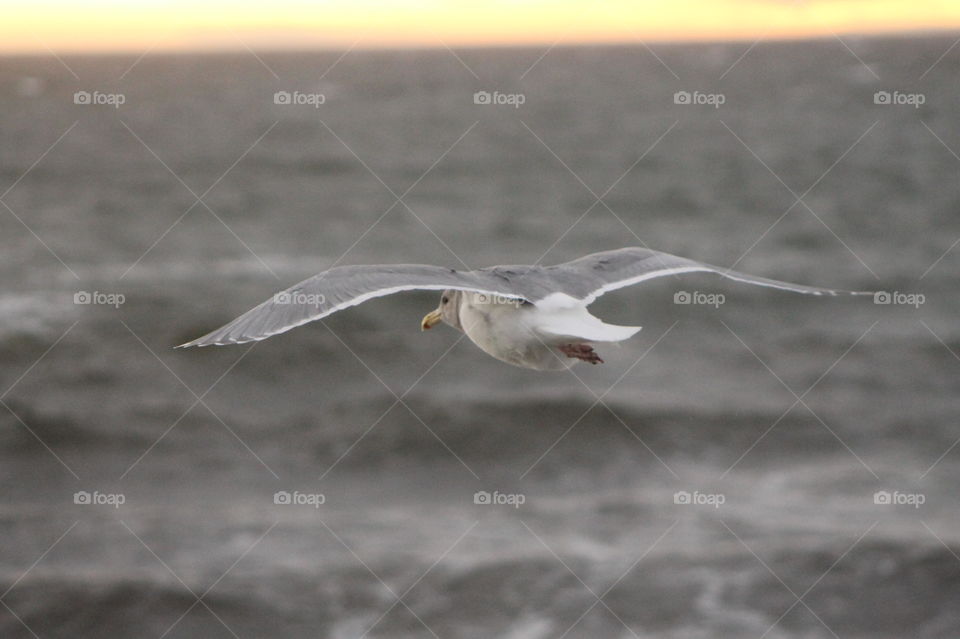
537, 247, 874, 305
179, 248, 873, 348
177, 264, 520, 347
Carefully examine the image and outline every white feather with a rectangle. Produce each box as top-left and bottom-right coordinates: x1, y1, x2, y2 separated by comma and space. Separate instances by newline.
528, 300, 641, 343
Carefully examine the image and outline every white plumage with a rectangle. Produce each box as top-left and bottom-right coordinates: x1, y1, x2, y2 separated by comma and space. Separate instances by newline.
455, 292, 641, 370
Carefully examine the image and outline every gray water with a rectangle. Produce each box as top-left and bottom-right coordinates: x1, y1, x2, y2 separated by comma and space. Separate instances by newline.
1, 35, 959, 638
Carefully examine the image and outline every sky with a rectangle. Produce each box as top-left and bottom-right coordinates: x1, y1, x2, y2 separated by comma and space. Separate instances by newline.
3, 0, 960, 54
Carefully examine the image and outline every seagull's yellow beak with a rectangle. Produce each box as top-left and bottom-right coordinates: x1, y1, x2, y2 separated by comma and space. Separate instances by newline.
421, 309, 443, 331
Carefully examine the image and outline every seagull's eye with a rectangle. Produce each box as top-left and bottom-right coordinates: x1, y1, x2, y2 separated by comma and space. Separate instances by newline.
441, 296, 449, 304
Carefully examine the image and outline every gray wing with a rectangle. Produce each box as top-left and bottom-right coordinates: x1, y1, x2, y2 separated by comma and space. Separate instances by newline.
528, 247, 874, 304
180, 248, 872, 348
177, 264, 522, 347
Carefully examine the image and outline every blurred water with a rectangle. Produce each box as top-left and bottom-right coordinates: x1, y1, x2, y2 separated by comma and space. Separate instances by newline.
1, 35, 959, 638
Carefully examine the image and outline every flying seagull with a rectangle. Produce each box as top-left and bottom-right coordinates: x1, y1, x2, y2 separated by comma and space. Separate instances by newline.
178, 247, 872, 370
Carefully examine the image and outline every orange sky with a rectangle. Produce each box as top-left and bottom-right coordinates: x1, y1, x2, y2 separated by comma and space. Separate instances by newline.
4, 0, 960, 54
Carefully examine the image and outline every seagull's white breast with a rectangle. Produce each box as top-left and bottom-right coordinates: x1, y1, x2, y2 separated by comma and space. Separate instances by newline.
458, 293, 572, 371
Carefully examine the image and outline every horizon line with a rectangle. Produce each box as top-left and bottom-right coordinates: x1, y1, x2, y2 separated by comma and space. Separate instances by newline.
2, 26, 958, 59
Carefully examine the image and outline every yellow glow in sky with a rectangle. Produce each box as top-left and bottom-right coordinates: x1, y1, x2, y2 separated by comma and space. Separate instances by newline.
4, 0, 960, 54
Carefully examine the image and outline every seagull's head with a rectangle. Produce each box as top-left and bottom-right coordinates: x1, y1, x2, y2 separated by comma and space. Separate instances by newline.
421, 289, 463, 332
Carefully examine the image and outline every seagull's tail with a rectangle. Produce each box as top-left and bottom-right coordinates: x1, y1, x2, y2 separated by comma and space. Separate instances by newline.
534, 306, 642, 343
589, 321, 643, 342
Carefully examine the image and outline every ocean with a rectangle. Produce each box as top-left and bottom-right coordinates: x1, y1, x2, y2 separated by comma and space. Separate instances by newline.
1, 34, 959, 638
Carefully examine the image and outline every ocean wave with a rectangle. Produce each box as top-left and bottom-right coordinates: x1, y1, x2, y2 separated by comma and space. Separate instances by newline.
0, 293, 67, 343
4, 537, 956, 639
273, 395, 846, 475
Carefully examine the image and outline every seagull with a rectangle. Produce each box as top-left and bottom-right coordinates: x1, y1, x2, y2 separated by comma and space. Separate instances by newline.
178, 247, 872, 370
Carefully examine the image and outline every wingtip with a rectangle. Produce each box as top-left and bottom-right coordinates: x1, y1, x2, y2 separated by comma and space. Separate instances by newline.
175, 335, 222, 349
175, 335, 259, 349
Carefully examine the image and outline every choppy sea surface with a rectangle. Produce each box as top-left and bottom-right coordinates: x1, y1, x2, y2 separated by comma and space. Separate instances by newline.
1, 35, 960, 638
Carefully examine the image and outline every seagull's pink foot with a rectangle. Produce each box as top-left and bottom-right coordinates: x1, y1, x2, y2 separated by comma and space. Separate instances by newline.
558, 343, 604, 365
